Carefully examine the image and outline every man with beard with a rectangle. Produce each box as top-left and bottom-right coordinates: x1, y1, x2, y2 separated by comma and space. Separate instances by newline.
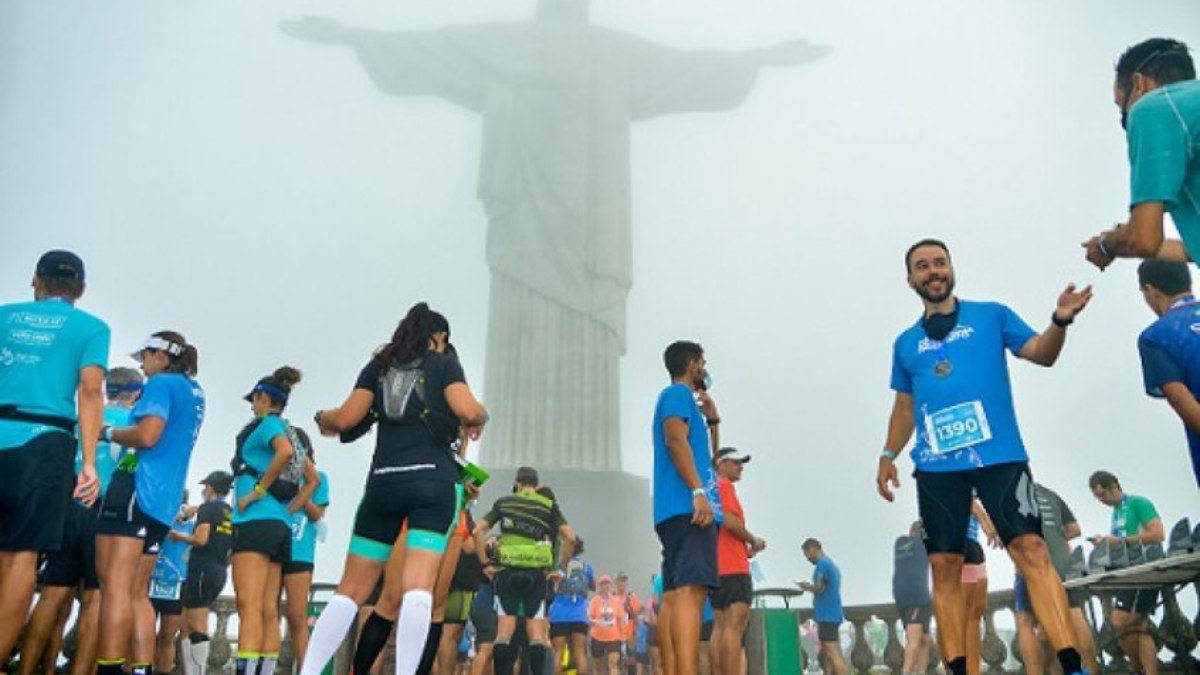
875, 239, 1093, 675
652, 341, 722, 675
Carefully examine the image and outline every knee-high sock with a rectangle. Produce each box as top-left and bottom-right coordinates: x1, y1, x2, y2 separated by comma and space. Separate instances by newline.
354, 612, 396, 675
394, 590, 434, 675
492, 643, 515, 675
180, 638, 195, 675
188, 633, 211, 675
528, 643, 549, 675
300, 594, 360, 675
259, 653, 279, 675
414, 622, 443, 675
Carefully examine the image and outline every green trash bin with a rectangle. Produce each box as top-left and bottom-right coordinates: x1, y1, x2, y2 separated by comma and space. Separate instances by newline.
763, 608, 802, 675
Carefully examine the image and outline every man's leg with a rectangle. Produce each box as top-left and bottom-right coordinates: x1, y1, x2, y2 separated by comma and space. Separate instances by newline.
709, 610, 724, 675
18, 586, 75, 675
902, 622, 923, 675
1007, 537, 1077, 657
0, 551, 40, 663
1067, 607, 1097, 675
929, 554, 967, 674
962, 575, 987, 675
1016, 611, 1044, 675
658, 596, 674, 675
439, 623, 466, 675
820, 638, 848, 675
155, 611, 184, 675
666, 586, 706, 675
721, 603, 749, 675
72, 589, 102, 675
976, 464, 1082, 675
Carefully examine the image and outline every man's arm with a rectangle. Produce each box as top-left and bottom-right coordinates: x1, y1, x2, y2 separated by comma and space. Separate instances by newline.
663, 417, 712, 525
1140, 518, 1166, 545
1017, 285, 1093, 367
1161, 381, 1200, 435
877, 392, 915, 502
721, 512, 756, 545
472, 516, 494, 567
74, 365, 105, 503
557, 522, 577, 569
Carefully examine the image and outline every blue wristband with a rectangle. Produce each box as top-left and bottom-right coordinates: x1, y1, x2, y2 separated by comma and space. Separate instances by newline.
880, 448, 898, 460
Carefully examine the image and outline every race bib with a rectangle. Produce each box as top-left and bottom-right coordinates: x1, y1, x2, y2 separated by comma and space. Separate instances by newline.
149, 578, 181, 601
924, 400, 991, 455
291, 514, 306, 542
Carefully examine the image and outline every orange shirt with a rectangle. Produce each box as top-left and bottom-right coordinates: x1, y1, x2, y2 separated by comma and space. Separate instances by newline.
617, 592, 642, 640
716, 477, 750, 575
588, 594, 627, 642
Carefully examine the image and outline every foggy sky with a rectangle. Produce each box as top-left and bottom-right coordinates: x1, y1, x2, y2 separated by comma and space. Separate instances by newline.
2, 0, 1198, 611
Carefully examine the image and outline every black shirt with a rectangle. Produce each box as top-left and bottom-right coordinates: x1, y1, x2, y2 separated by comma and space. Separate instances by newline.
354, 351, 465, 487
189, 500, 233, 568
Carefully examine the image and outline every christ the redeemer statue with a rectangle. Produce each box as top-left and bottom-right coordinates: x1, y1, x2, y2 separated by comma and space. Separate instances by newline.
283, 1, 828, 472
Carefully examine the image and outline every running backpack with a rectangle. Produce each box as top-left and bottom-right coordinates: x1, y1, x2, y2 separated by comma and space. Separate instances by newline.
378, 357, 454, 445
559, 558, 590, 598
231, 417, 309, 502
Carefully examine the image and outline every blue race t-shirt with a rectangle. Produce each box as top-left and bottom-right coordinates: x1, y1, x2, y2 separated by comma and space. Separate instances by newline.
0, 299, 110, 449
152, 518, 195, 585
812, 556, 844, 624
1127, 80, 1200, 262
890, 300, 1037, 473
290, 469, 330, 564
1139, 295, 1200, 488
76, 404, 132, 496
652, 383, 721, 524
131, 374, 205, 525
549, 557, 595, 623
233, 415, 295, 525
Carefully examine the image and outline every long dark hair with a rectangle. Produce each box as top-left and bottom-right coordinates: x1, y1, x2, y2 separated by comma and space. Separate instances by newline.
154, 330, 199, 376
374, 302, 450, 365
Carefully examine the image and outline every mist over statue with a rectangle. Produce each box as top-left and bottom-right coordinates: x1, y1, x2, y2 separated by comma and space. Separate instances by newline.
283, 1, 828, 471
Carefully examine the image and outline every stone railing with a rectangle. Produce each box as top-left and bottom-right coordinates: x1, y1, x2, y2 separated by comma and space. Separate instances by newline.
747, 553, 1200, 675
62, 555, 1200, 675
746, 591, 1198, 675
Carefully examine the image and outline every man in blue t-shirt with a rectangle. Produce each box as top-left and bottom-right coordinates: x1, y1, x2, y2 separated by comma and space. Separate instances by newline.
652, 340, 722, 675
876, 239, 1092, 675
1135, 259, 1200, 487
799, 539, 847, 675
1083, 38, 1199, 272
0, 250, 110, 664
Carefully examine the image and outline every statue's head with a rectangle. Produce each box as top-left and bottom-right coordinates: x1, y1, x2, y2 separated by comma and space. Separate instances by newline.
536, 0, 589, 24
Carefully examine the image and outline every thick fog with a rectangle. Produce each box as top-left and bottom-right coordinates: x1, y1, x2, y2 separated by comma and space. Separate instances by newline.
2, 0, 1198, 608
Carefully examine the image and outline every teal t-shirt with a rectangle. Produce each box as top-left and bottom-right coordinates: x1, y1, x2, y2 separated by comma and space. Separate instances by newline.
75, 405, 132, 496
233, 415, 294, 524
289, 470, 330, 564
0, 299, 110, 449
1128, 80, 1200, 260
1110, 494, 1159, 537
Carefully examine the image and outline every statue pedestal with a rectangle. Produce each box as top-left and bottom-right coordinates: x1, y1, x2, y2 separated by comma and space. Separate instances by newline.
478, 468, 661, 595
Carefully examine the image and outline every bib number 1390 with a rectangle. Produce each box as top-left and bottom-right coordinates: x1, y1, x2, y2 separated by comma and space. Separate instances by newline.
924, 400, 992, 455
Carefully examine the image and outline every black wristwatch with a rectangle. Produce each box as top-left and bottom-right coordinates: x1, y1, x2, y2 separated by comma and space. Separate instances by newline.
1051, 311, 1073, 328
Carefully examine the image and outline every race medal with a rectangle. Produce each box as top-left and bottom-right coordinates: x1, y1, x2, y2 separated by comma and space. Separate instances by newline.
923, 400, 992, 455
933, 358, 953, 377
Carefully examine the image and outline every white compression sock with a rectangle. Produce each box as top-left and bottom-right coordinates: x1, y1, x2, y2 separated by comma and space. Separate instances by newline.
299, 593, 360, 675
394, 589, 434, 675
180, 638, 194, 675
190, 639, 210, 675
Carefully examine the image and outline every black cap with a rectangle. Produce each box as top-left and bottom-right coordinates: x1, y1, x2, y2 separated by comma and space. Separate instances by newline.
35, 250, 85, 281
515, 466, 539, 486
1138, 259, 1192, 296
199, 470, 234, 495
